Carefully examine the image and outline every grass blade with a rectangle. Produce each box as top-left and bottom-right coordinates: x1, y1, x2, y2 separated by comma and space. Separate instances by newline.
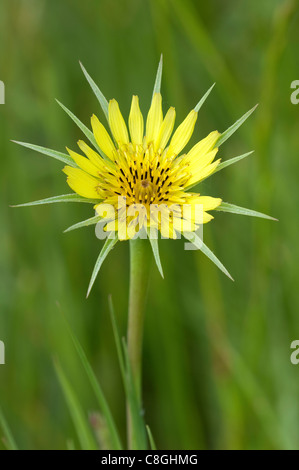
216, 104, 258, 147
54, 359, 98, 450
215, 202, 278, 221
184, 231, 233, 281
12, 140, 76, 167
80, 62, 109, 122
194, 83, 215, 112
152, 54, 163, 98
122, 339, 148, 450
108, 298, 147, 450
87, 236, 118, 297
63, 317, 123, 450
146, 425, 157, 450
11, 194, 100, 208
0, 408, 18, 450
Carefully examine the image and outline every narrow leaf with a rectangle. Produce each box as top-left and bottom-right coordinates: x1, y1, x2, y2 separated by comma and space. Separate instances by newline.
148, 230, 164, 278
63, 317, 122, 450
108, 298, 147, 450
64, 215, 102, 233
216, 104, 258, 147
0, 408, 18, 450
152, 54, 163, 98
79, 62, 109, 122
12, 140, 76, 167
122, 339, 148, 450
214, 151, 254, 174
194, 83, 215, 112
11, 194, 100, 208
184, 231, 233, 281
215, 202, 278, 221
146, 425, 157, 451
87, 236, 118, 297
54, 359, 98, 450
108, 296, 126, 383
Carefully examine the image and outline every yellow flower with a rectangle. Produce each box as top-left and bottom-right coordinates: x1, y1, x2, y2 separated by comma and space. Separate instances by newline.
63, 93, 222, 240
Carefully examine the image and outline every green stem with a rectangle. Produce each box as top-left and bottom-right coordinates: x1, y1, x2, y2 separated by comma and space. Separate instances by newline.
127, 237, 151, 449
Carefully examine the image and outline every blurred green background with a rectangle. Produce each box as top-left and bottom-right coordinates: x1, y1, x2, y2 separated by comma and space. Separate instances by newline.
1, 0, 299, 450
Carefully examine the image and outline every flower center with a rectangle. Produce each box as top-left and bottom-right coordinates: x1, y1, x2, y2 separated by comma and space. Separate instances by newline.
141, 179, 150, 188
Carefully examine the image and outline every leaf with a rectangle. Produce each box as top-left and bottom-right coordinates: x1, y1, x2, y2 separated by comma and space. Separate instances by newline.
12, 140, 76, 167
122, 338, 148, 450
108, 298, 147, 450
0, 407, 18, 450
184, 231, 233, 281
63, 316, 123, 450
148, 230, 164, 278
194, 83, 215, 112
215, 202, 278, 221
79, 62, 109, 122
54, 359, 98, 450
146, 425, 157, 451
152, 54, 163, 98
87, 236, 118, 297
216, 104, 258, 147
64, 215, 103, 233
11, 193, 101, 208
214, 151, 254, 174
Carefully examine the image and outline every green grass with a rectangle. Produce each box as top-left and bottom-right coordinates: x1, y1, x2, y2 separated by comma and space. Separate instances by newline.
0, 0, 299, 450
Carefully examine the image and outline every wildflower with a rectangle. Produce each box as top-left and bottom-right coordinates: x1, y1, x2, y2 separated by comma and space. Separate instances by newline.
13, 57, 275, 292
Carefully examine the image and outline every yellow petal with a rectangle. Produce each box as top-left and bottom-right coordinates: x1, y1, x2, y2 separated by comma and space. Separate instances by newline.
168, 110, 198, 156
187, 131, 220, 163
91, 115, 116, 160
66, 148, 100, 177
129, 95, 144, 145
155, 107, 176, 151
77, 140, 104, 169
146, 93, 163, 146
63, 166, 102, 199
189, 195, 222, 211
188, 159, 221, 186
109, 99, 129, 145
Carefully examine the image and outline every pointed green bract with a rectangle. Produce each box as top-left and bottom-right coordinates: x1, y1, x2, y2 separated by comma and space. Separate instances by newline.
64, 215, 103, 233
80, 61, 109, 122
184, 231, 233, 281
12, 193, 100, 208
152, 54, 163, 98
87, 236, 118, 297
12, 140, 76, 167
214, 151, 254, 174
63, 316, 123, 450
216, 104, 258, 147
194, 83, 215, 112
215, 202, 278, 221
56, 99, 108, 159
0, 407, 18, 450
54, 359, 98, 450
148, 230, 164, 278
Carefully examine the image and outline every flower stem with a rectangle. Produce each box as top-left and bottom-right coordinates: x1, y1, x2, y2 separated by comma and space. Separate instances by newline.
127, 237, 151, 449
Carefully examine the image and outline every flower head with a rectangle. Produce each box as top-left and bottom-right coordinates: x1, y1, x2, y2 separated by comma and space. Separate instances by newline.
63, 93, 222, 240
14, 56, 275, 293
